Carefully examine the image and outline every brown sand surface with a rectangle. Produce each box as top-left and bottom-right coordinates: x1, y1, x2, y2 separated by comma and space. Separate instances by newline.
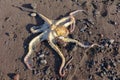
0, 0, 120, 80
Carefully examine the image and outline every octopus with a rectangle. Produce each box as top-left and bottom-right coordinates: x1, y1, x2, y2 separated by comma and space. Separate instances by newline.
17, 6, 100, 77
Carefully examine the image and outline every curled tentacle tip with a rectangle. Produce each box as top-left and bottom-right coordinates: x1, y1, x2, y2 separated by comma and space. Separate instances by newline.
26, 63, 33, 70
70, 9, 86, 16
25, 63, 33, 70
24, 59, 33, 70
59, 71, 66, 77
60, 74, 65, 77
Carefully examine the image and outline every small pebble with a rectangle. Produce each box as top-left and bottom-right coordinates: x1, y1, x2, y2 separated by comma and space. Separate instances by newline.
116, 3, 120, 12
45, 51, 49, 55
109, 44, 113, 48
80, 26, 87, 32
112, 62, 116, 67
109, 39, 114, 44
40, 60, 47, 65
88, 75, 94, 80
68, 65, 73, 70
100, 72, 104, 77
117, 59, 120, 63
30, 13, 37, 17
94, 10, 100, 16
39, 53, 45, 58
88, 31, 92, 35
33, 69, 39, 75
45, 67, 51, 75
110, 61, 116, 67
100, 34, 104, 38
108, 20, 118, 26
105, 43, 109, 47
107, 65, 111, 70
103, 71, 107, 75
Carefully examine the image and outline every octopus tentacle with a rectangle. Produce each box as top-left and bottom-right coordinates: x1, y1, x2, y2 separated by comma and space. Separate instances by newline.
48, 32, 66, 77
69, 10, 85, 33
55, 16, 70, 26
31, 22, 49, 33
24, 31, 48, 70
63, 18, 74, 28
13, 5, 53, 25
59, 37, 99, 48
70, 10, 85, 16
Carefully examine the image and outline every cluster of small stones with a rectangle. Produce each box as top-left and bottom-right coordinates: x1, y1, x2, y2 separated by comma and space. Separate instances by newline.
96, 58, 120, 80
32, 50, 48, 75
